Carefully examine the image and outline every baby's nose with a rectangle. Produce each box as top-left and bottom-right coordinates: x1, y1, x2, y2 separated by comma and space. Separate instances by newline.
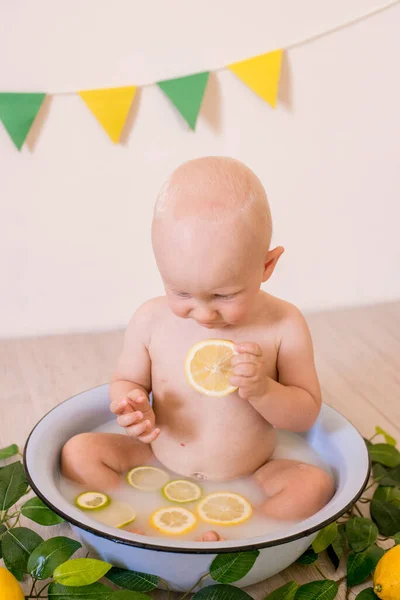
193, 306, 218, 322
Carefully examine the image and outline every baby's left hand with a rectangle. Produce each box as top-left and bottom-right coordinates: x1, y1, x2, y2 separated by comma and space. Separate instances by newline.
229, 342, 269, 400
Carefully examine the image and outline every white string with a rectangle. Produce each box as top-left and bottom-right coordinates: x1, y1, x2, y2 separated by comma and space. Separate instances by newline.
50, 0, 399, 95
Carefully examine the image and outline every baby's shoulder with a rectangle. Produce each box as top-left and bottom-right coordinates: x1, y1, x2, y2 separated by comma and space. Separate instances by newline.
261, 293, 308, 334
128, 296, 168, 328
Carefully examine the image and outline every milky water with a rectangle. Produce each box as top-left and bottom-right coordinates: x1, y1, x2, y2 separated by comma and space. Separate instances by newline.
58, 419, 332, 542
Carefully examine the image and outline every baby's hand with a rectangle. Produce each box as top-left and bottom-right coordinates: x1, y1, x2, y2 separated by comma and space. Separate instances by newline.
229, 342, 269, 400
110, 390, 160, 443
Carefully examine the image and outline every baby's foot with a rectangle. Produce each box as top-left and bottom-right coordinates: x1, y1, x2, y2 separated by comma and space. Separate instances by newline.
124, 524, 145, 535
196, 530, 226, 542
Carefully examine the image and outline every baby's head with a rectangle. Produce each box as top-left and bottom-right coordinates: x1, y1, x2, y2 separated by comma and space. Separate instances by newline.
152, 157, 283, 329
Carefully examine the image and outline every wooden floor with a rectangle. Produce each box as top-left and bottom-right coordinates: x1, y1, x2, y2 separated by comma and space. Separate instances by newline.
1, 301, 399, 598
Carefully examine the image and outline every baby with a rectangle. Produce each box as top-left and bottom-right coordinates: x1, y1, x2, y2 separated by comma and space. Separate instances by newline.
61, 157, 334, 541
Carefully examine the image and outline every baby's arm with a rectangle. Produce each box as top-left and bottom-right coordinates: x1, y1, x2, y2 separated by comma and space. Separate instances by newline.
231, 305, 321, 432
109, 301, 160, 443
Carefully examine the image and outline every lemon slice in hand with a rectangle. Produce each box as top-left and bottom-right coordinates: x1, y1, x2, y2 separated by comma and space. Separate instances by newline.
197, 492, 252, 525
185, 339, 238, 397
162, 479, 202, 503
127, 466, 170, 491
92, 501, 136, 529
150, 506, 197, 535
75, 492, 110, 510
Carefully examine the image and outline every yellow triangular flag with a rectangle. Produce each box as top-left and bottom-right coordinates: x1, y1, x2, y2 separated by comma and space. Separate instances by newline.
228, 50, 283, 108
78, 86, 137, 143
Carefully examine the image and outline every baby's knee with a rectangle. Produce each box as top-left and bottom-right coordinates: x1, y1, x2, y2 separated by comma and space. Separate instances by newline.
297, 463, 335, 504
61, 433, 99, 481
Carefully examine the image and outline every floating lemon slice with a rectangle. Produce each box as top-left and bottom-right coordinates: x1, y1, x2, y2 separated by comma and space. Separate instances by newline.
150, 506, 197, 535
197, 492, 252, 525
92, 501, 136, 529
75, 492, 110, 510
127, 466, 170, 491
185, 339, 238, 397
162, 479, 202, 503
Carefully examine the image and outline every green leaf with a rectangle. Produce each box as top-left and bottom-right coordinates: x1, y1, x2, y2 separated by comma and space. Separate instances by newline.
0, 444, 19, 459
393, 532, 400, 545
347, 545, 385, 587
0, 461, 28, 510
210, 550, 259, 583
48, 582, 113, 598
326, 545, 340, 570
21, 496, 65, 525
111, 593, 153, 600
2, 526, 43, 572
373, 485, 400, 507
105, 566, 158, 592
375, 427, 396, 446
266, 581, 298, 599
330, 523, 347, 565
27, 536, 82, 579
364, 438, 373, 449
193, 584, 253, 600
53, 558, 113, 586
296, 548, 318, 564
3, 554, 25, 581
373, 464, 400, 486
370, 499, 400, 536
294, 580, 338, 599
369, 444, 400, 468
0, 523, 6, 559
355, 589, 379, 599
312, 522, 338, 553
346, 517, 378, 552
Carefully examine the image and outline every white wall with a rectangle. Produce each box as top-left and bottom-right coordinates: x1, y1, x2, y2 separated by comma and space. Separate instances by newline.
1, 0, 399, 338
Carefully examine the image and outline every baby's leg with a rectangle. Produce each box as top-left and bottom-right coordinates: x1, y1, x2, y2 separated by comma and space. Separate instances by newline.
61, 432, 153, 490
254, 459, 335, 521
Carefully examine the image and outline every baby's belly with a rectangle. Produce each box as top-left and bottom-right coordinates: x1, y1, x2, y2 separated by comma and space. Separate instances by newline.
150, 395, 277, 481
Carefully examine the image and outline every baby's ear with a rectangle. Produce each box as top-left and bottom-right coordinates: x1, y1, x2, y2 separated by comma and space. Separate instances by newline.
262, 246, 284, 282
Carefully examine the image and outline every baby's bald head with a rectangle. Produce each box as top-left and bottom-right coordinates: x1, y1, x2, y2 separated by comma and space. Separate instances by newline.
153, 156, 271, 235
152, 157, 272, 263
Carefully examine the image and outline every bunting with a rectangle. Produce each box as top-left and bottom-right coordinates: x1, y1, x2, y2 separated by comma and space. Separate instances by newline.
228, 50, 283, 108
157, 72, 210, 130
0, 0, 397, 151
0, 93, 45, 150
78, 86, 137, 143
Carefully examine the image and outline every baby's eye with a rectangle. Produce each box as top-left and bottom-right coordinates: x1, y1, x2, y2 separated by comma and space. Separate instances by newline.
214, 293, 236, 300
174, 291, 191, 298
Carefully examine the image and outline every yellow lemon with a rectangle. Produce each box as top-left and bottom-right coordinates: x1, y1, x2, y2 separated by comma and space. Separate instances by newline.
150, 506, 197, 535
374, 544, 400, 600
185, 339, 238, 397
127, 466, 170, 491
162, 479, 202, 503
197, 492, 252, 525
75, 491, 110, 510
0, 567, 24, 600
91, 501, 136, 529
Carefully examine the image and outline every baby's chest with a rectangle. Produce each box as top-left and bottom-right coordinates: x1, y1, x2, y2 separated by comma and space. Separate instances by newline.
148, 321, 279, 391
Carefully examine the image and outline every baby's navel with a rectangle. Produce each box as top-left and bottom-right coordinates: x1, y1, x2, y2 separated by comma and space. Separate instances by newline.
192, 472, 206, 481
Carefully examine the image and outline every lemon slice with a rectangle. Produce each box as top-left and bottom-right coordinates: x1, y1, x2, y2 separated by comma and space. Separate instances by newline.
197, 492, 252, 525
185, 339, 238, 397
92, 501, 136, 529
162, 479, 202, 503
150, 506, 197, 535
127, 466, 170, 491
75, 492, 110, 510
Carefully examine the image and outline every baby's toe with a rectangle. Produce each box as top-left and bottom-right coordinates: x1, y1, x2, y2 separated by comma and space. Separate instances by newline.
197, 531, 226, 542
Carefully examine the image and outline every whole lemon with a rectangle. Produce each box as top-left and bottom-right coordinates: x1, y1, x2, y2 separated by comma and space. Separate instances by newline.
0, 567, 24, 600
374, 544, 400, 600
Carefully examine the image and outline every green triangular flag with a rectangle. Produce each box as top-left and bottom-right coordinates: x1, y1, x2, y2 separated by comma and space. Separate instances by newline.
0, 93, 46, 150
157, 72, 209, 130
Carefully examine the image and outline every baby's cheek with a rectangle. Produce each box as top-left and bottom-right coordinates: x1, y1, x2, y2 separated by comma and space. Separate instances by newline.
224, 302, 249, 324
